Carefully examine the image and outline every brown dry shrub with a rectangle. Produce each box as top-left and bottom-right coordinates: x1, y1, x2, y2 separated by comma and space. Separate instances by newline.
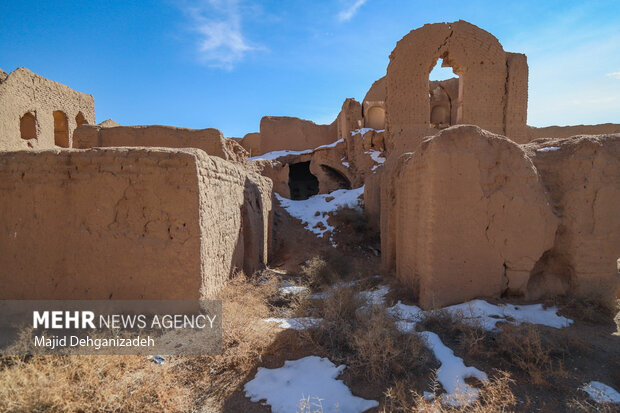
382, 370, 517, 412
350, 307, 433, 382
491, 324, 568, 386
330, 206, 380, 250
551, 295, 619, 324
566, 396, 620, 413
300, 250, 368, 288
0, 355, 191, 412
420, 308, 570, 387
207, 271, 278, 372
303, 286, 434, 385
301, 255, 339, 287
0, 271, 281, 412
418, 309, 488, 360
173, 271, 284, 405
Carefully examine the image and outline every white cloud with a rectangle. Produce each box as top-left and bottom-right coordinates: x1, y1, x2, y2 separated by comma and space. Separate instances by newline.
568, 96, 617, 106
183, 0, 257, 69
338, 0, 367, 22
606, 71, 620, 80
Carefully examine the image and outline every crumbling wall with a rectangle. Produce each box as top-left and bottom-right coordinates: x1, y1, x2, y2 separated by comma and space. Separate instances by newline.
524, 135, 620, 300
0, 67, 95, 151
259, 116, 337, 154
385, 21, 528, 152
0, 148, 272, 300
505, 53, 529, 143
250, 159, 291, 198
73, 124, 248, 162
383, 126, 557, 308
336, 99, 363, 142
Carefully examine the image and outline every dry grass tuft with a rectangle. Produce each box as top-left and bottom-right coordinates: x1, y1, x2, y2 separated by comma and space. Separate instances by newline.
303, 286, 435, 386
418, 309, 488, 360
566, 396, 620, 413
300, 250, 380, 290
205, 271, 278, 373
301, 256, 340, 287
382, 370, 517, 412
419, 308, 570, 388
330, 207, 379, 247
0, 271, 282, 412
0, 354, 191, 412
551, 294, 619, 324
491, 324, 568, 386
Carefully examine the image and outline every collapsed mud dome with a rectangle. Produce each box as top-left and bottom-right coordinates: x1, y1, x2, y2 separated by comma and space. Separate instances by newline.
0, 19, 619, 413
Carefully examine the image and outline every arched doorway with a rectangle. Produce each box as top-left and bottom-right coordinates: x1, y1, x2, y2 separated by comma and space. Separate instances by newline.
366, 106, 385, 130
20, 112, 37, 140
53, 110, 69, 147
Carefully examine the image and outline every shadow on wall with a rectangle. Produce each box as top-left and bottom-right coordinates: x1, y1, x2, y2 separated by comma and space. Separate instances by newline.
320, 164, 351, 190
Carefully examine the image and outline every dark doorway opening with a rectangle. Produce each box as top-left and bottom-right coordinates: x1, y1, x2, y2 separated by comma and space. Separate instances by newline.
288, 161, 319, 200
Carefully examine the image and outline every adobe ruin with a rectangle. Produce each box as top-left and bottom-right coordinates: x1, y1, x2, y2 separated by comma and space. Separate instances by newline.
0, 67, 95, 151
0, 20, 618, 308
0, 148, 272, 300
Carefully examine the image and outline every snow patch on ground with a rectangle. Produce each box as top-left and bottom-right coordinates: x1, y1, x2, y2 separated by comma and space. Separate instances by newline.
359, 285, 390, 305
278, 285, 308, 296
388, 301, 424, 325
443, 299, 573, 331
420, 331, 488, 406
537, 146, 561, 152
276, 186, 364, 240
263, 317, 321, 330
244, 356, 379, 413
388, 299, 572, 332
387, 299, 572, 405
582, 381, 620, 404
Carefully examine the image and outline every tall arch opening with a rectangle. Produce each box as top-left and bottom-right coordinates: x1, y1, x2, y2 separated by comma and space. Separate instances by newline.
366, 106, 385, 130
288, 161, 319, 200
75, 112, 87, 127
20, 112, 37, 140
429, 58, 461, 129
53, 110, 69, 147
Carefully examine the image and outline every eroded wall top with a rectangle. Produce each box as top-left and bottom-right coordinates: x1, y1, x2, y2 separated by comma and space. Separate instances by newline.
385, 20, 528, 149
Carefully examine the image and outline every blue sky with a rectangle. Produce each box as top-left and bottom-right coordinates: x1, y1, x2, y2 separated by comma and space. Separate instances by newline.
1, 0, 619, 137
